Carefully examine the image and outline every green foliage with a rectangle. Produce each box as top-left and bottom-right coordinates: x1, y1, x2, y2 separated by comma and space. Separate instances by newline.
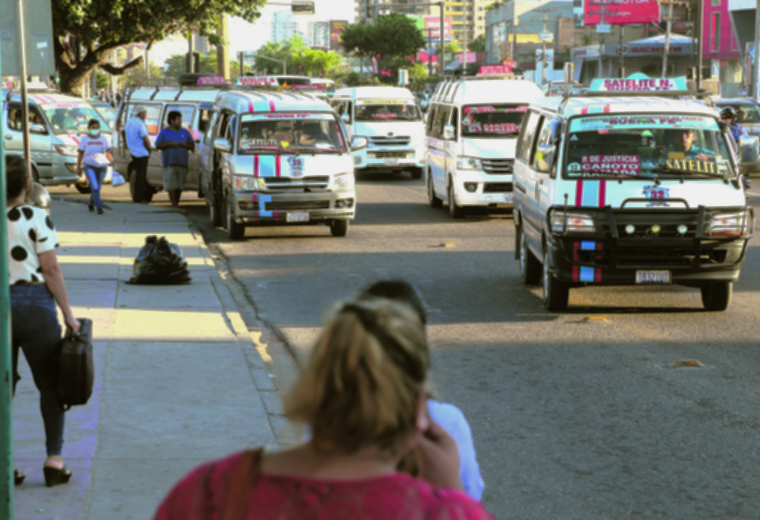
247, 35, 344, 77
52, 0, 267, 94
581, 33, 593, 46
345, 71, 362, 86
434, 42, 461, 55
469, 34, 486, 53
120, 62, 165, 89
341, 13, 426, 61
408, 63, 428, 91
95, 70, 111, 90
163, 49, 240, 80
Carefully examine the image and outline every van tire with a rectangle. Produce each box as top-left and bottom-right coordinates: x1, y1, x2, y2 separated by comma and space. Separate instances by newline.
330, 219, 350, 237
410, 167, 423, 180
543, 249, 569, 311
75, 183, 91, 194
224, 191, 245, 240
448, 182, 464, 219
701, 282, 732, 311
428, 173, 442, 208
519, 230, 541, 285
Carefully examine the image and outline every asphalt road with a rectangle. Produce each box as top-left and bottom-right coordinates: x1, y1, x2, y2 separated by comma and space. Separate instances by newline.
52, 177, 760, 519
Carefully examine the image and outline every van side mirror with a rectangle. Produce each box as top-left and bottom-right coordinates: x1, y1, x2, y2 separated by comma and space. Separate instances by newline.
739, 135, 760, 175
351, 136, 368, 151
443, 124, 455, 140
535, 144, 556, 173
214, 138, 232, 153
30, 123, 46, 134
342, 113, 351, 124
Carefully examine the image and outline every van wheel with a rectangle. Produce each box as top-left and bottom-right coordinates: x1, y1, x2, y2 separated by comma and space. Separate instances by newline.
428, 173, 442, 208
75, 183, 92, 194
448, 182, 464, 219
519, 230, 541, 285
543, 249, 569, 311
410, 167, 423, 180
701, 282, 732, 311
330, 219, 350, 237
224, 192, 245, 240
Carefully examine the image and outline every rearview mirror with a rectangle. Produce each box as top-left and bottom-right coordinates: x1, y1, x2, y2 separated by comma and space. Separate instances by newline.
351, 136, 368, 151
214, 138, 232, 153
535, 144, 556, 173
739, 135, 760, 175
443, 124, 455, 140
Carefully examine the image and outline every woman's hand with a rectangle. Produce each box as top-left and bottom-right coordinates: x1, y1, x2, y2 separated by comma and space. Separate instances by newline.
414, 419, 464, 491
64, 313, 81, 334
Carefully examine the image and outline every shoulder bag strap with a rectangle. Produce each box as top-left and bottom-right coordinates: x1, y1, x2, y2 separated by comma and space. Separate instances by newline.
221, 449, 264, 520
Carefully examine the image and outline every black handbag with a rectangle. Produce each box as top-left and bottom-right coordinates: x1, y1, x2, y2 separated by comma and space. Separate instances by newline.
56, 318, 94, 411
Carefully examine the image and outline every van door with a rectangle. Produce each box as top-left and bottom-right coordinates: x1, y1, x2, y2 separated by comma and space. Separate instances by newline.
530, 115, 562, 229
199, 107, 218, 197
6, 103, 53, 181
514, 110, 543, 239
429, 104, 452, 198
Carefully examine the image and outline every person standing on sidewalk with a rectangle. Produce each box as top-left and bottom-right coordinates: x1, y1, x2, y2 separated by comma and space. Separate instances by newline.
76, 118, 114, 214
123, 105, 152, 203
153, 298, 491, 520
155, 111, 194, 207
5, 155, 81, 487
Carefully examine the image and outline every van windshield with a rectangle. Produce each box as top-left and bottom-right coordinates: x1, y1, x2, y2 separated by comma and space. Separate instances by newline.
238, 113, 346, 154
565, 114, 736, 179
44, 105, 109, 135
461, 104, 528, 137
355, 100, 421, 122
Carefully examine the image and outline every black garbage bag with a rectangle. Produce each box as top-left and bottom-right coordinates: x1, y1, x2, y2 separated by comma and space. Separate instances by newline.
127, 235, 192, 285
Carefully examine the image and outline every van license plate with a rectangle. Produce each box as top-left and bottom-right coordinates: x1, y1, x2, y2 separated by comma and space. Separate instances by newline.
287, 212, 309, 223
635, 270, 671, 284
384, 158, 399, 166
503, 193, 513, 203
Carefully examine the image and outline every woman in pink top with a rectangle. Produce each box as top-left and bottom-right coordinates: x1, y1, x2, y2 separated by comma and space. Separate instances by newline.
154, 298, 492, 520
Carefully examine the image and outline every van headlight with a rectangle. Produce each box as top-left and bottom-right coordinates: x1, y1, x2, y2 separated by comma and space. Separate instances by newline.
550, 211, 596, 234
233, 175, 260, 192
333, 171, 354, 191
456, 157, 482, 171
55, 144, 78, 157
708, 210, 753, 237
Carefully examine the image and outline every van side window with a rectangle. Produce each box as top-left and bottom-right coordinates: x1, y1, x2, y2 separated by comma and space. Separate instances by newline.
517, 111, 542, 163
163, 105, 195, 135
450, 107, 458, 138
426, 104, 439, 136
434, 105, 452, 139
204, 111, 219, 146
198, 109, 214, 135
7, 104, 47, 134
532, 117, 560, 173
331, 100, 344, 115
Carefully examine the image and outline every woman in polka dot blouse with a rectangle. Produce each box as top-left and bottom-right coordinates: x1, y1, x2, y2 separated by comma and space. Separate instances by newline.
5, 155, 81, 488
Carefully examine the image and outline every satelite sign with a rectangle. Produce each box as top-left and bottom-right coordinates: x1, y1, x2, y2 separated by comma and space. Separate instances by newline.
584, 0, 660, 25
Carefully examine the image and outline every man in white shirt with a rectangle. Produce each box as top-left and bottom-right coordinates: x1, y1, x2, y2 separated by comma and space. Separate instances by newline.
123, 105, 152, 203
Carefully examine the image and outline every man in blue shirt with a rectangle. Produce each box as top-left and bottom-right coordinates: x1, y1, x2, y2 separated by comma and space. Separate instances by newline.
155, 111, 195, 207
123, 105, 152, 203
665, 129, 715, 160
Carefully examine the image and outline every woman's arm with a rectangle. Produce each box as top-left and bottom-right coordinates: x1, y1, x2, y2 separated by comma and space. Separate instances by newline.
77, 150, 84, 175
106, 151, 114, 166
39, 250, 80, 333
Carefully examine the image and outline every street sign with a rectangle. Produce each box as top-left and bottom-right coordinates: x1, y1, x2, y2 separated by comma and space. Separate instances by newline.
597, 24, 611, 34
0, 0, 55, 76
292, 1, 315, 15
539, 32, 554, 42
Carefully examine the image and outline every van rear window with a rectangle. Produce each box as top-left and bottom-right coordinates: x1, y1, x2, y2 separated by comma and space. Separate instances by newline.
355, 100, 421, 122
462, 105, 527, 137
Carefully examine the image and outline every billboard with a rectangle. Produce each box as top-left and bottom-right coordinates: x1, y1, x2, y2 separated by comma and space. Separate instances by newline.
329, 20, 348, 50
583, 0, 660, 26
411, 15, 452, 43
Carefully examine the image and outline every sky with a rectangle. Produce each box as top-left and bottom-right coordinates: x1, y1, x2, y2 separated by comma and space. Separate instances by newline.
229, 0, 356, 57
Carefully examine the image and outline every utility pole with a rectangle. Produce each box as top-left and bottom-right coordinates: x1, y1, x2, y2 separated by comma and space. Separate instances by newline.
696, 0, 704, 90
187, 34, 195, 73
462, 0, 468, 74
754, 0, 760, 100
596, 3, 610, 78
662, 0, 674, 78
539, 11, 552, 85
427, 28, 433, 76
512, 3, 518, 61
619, 26, 624, 77
217, 14, 230, 79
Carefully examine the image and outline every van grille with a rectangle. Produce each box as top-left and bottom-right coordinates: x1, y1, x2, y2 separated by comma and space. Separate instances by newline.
482, 159, 514, 174
265, 200, 331, 211
369, 136, 411, 147
371, 151, 411, 159
264, 176, 329, 192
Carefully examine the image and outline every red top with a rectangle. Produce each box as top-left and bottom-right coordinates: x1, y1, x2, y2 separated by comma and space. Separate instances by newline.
153, 451, 493, 520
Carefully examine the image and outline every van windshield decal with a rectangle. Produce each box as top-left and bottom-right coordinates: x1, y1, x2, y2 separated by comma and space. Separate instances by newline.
565, 114, 734, 179
355, 100, 421, 122
462, 104, 527, 137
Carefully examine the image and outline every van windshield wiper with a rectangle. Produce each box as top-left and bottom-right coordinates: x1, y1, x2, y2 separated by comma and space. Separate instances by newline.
644, 167, 732, 180
241, 145, 299, 155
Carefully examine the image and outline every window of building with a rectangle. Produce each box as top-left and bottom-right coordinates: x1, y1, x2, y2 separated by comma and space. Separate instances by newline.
710, 0, 721, 5
711, 13, 720, 52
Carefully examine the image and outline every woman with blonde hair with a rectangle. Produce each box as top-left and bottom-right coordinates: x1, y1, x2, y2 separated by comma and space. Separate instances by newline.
154, 298, 491, 520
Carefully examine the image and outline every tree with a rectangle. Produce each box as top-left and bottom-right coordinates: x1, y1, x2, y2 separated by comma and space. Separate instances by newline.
52, 0, 267, 95
342, 13, 426, 62
164, 49, 240, 80
470, 34, 486, 53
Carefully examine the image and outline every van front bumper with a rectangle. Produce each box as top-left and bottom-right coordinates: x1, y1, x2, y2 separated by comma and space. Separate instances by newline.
232, 190, 356, 225
544, 205, 753, 286
353, 147, 424, 170
452, 170, 515, 207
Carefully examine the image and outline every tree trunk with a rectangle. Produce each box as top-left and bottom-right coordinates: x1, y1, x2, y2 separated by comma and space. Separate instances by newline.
59, 61, 99, 97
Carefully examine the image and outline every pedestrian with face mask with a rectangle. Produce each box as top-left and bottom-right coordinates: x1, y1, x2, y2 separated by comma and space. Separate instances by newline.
76, 118, 114, 214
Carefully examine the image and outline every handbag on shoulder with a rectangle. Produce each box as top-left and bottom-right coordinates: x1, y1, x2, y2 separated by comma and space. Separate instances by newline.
56, 318, 95, 411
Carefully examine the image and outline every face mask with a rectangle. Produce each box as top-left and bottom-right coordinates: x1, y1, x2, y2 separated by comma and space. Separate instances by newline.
89, 129, 100, 137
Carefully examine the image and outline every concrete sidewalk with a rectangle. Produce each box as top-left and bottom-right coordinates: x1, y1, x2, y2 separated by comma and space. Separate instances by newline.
13, 197, 292, 519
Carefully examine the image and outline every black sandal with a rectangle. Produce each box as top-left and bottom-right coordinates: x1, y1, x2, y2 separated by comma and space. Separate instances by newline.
43, 465, 72, 487
14, 469, 26, 486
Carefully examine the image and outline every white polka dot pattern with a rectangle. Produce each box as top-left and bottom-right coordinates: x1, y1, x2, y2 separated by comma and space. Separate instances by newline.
6, 204, 59, 284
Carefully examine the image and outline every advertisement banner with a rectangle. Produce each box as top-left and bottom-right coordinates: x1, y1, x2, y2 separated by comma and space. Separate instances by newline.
423, 16, 452, 42
583, 0, 660, 26
329, 20, 348, 50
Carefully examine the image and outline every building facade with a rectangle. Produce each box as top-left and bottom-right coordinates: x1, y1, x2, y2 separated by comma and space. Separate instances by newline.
308, 21, 330, 49
272, 10, 305, 43
704, 0, 742, 90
